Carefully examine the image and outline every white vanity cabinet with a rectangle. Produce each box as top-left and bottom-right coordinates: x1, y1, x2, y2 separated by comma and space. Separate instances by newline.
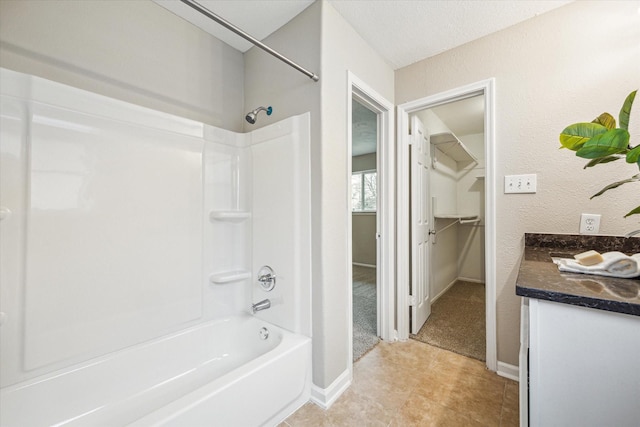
521, 298, 640, 427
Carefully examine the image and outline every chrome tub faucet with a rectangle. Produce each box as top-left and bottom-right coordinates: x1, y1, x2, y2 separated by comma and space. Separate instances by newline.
251, 299, 271, 314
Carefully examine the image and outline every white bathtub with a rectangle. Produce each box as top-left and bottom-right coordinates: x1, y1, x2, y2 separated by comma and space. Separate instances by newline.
0, 315, 311, 427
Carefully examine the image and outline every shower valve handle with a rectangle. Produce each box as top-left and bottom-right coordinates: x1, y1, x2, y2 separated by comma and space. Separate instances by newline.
257, 266, 276, 291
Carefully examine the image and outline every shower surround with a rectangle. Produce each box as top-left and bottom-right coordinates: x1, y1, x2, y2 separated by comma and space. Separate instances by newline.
0, 68, 312, 426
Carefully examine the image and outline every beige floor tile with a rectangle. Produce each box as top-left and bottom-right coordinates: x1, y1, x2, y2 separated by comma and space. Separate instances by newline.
391, 393, 486, 427
432, 348, 499, 381
285, 341, 520, 427
350, 364, 418, 410
361, 340, 441, 368
501, 406, 520, 427
325, 388, 395, 427
503, 380, 519, 411
414, 368, 505, 426
285, 402, 334, 427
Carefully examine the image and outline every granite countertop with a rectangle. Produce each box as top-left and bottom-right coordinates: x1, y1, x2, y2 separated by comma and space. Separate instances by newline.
516, 233, 640, 316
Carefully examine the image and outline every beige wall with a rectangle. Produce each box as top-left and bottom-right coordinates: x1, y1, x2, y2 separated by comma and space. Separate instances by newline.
396, 1, 640, 365
0, 0, 244, 131
457, 133, 485, 282
352, 153, 377, 266
352, 152, 376, 172
245, 0, 394, 388
318, 0, 394, 386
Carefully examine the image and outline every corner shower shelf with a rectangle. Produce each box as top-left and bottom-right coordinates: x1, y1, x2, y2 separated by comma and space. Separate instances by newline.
209, 211, 251, 222
431, 132, 478, 169
209, 270, 252, 284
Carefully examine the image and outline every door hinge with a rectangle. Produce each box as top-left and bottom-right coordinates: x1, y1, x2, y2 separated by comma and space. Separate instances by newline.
409, 294, 417, 306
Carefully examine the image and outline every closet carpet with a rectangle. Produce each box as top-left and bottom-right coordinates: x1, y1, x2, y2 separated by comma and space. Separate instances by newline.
352, 265, 379, 361
411, 280, 486, 361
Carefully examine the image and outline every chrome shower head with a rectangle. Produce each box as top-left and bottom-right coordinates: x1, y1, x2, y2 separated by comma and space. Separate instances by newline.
245, 106, 272, 124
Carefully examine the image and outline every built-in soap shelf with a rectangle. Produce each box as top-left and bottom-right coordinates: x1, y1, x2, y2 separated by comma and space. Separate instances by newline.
209, 211, 251, 222
209, 270, 251, 284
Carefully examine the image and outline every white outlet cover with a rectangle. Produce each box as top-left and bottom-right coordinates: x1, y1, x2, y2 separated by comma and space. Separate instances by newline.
579, 213, 601, 234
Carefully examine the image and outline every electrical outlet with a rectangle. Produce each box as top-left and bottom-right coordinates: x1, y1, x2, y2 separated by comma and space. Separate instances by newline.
504, 174, 537, 193
580, 213, 601, 234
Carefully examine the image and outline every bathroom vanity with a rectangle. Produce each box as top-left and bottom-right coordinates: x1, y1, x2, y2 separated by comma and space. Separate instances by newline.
516, 234, 640, 427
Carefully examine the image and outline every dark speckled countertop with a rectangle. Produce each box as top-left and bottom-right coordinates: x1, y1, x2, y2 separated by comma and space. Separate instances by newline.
516, 233, 640, 316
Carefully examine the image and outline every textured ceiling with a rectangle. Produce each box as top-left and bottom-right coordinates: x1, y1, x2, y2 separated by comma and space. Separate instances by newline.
157, 0, 572, 69
328, 0, 572, 69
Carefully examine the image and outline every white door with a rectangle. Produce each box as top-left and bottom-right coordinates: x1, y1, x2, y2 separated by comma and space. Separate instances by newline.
410, 115, 431, 334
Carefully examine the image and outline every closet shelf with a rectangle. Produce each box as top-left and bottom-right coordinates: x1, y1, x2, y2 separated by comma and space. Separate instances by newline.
430, 132, 478, 169
209, 211, 251, 222
209, 270, 252, 284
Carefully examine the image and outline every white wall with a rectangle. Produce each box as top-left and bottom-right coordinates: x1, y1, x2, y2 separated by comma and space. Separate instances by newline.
0, 0, 244, 131
396, 1, 640, 365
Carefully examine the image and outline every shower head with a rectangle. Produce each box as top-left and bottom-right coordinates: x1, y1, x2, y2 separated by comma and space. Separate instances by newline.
245, 106, 272, 124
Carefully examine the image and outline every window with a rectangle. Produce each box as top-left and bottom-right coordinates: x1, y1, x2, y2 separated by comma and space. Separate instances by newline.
352, 170, 377, 212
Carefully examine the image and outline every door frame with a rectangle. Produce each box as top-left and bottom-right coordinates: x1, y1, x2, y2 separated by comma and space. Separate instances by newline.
396, 78, 497, 371
347, 71, 395, 371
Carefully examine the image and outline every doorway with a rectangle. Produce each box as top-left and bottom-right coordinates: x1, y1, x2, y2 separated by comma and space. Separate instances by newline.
351, 98, 380, 361
347, 72, 395, 371
397, 79, 497, 371
409, 95, 487, 361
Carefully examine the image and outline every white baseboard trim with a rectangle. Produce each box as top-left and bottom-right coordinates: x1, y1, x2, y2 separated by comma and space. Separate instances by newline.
497, 361, 519, 382
310, 369, 351, 410
352, 262, 376, 269
457, 276, 485, 284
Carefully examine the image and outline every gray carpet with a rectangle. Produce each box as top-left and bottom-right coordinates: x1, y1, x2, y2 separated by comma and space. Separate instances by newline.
411, 280, 486, 361
352, 266, 379, 361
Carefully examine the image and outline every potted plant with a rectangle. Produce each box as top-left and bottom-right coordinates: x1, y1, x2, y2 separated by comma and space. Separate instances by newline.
559, 90, 639, 218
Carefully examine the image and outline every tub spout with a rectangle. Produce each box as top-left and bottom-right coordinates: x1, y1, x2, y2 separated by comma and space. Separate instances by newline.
251, 299, 271, 314
625, 229, 640, 238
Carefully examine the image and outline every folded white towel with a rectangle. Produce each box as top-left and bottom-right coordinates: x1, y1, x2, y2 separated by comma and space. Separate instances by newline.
553, 251, 640, 278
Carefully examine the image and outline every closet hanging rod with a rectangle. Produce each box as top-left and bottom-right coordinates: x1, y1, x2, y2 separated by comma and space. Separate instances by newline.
180, 0, 320, 82
433, 216, 480, 235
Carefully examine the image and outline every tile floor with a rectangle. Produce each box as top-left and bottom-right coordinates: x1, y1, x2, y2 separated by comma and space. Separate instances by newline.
282, 339, 519, 426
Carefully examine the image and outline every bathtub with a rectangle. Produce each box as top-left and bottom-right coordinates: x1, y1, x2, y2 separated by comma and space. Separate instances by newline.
0, 315, 311, 427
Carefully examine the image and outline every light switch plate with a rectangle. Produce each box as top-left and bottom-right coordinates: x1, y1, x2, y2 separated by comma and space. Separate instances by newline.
504, 174, 537, 194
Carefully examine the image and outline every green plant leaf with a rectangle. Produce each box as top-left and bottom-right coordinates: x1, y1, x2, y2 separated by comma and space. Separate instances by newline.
624, 205, 640, 218
583, 155, 623, 169
592, 112, 616, 130
559, 122, 608, 151
619, 90, 636, 131
576, 128, 629, 159
627, 145, 640, 164
590, 174, 639, 199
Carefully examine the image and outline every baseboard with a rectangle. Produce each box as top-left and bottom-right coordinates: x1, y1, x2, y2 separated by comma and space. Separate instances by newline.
309, 369, 351, 410
352, 262, 376, 269
457, 276, 485, 284
497, 361, 519, 382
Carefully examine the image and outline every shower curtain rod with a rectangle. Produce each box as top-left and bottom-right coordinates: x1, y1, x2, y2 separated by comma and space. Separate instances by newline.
180, 0, 320, 82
